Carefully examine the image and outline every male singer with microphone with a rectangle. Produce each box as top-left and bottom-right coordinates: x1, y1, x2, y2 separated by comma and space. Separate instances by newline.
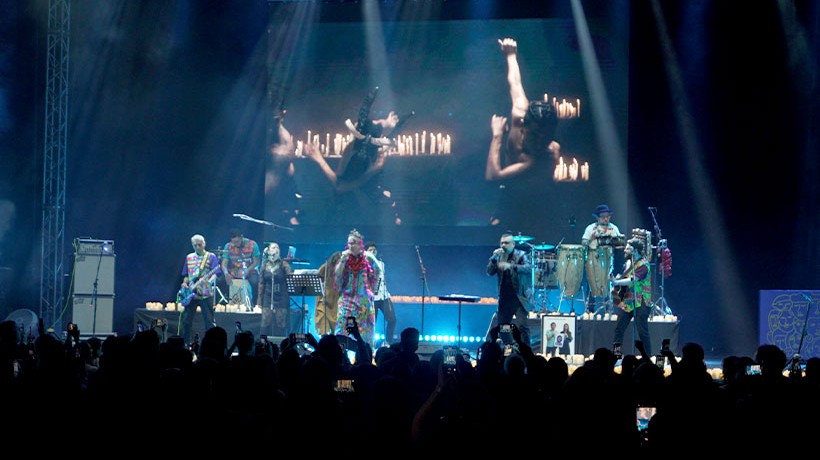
485, 231, 533, 345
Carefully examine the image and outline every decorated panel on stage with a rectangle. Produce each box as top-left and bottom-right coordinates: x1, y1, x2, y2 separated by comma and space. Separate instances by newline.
759, 290, 820, 359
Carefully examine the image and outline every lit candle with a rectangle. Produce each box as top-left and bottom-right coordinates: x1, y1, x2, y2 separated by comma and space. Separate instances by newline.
422, 131, 426, 153
577, 98, 580, 117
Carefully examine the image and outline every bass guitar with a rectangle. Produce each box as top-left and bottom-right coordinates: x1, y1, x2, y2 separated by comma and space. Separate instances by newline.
177, 265, 220, 307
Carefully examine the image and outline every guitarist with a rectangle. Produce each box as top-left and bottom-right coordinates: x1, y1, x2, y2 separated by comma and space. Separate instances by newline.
610, 238, 652, 357
179, 234, 221, 347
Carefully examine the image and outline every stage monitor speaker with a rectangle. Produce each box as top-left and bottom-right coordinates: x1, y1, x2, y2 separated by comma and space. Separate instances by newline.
72, 294, 114, 335
73, 254, 116, 296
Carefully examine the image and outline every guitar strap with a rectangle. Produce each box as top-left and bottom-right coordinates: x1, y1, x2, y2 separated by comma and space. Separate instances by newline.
192, 252, 211, 293
195, 251, 210, 275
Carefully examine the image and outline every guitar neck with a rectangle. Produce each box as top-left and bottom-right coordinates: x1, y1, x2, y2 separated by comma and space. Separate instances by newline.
192, 266, 218, 288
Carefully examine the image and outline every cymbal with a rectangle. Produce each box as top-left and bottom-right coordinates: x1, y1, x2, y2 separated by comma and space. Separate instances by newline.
209, 249, 228, 254
532, 244, 555, 251
512, 235, 534, 243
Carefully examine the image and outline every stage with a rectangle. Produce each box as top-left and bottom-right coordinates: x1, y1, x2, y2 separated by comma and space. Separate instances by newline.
528, 316, 680, 356
133, 309, 262, 342
133, 304, 680, 357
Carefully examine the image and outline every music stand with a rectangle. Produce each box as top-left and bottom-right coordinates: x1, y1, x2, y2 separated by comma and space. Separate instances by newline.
438, 294, 480, 348
286, 274, 324, 333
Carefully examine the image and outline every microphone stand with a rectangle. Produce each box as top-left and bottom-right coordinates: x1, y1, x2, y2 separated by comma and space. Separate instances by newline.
648, 207, 672, 317
785, 293, 816, 377
90, 244, 105, 338
415, 245, 430, 335
232, 213, 293, 232
628, 251, 642, 355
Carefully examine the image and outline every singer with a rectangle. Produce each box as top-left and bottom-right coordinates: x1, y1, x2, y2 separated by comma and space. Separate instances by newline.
484, 231, 533, 345
333, 229, 381, 347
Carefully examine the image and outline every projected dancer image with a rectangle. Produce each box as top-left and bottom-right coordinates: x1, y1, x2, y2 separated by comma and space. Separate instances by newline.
484, 37, 569, 230
303, 87, 409, 225
485, 37, 561, 182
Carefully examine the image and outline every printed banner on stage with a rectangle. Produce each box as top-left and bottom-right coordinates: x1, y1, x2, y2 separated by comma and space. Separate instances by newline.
759, 290, 820, 359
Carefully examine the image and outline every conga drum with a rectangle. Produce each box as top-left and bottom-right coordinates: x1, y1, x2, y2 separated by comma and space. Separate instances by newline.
556, 244, 586, 297
586, 245, 614, 298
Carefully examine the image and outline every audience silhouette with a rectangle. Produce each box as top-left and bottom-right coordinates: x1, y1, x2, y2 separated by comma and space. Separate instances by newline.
4, 322, 815, 454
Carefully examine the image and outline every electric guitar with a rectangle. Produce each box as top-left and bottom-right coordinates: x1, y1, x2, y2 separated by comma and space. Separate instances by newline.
177, 265, 220, 307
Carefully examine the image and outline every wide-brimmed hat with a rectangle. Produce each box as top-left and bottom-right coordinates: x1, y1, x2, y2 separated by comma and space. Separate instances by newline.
592, 204, 613, 217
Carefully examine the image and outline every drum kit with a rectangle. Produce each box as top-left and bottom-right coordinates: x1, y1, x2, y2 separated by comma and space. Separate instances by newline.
512, 234, 561, 312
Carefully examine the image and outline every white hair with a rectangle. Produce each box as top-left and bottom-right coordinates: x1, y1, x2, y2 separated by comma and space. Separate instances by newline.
190, 234, 205, 245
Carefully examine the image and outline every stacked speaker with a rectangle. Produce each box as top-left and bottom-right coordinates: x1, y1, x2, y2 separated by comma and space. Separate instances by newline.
72, 238, 116, 336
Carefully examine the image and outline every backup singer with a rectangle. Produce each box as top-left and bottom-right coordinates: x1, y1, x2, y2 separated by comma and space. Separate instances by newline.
611, 238, 652, 356
257, 242, 293, 337
484, 231, 533, 345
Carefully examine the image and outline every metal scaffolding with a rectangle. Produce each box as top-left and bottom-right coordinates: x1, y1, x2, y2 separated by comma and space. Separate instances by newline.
40, 0, 70, 330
